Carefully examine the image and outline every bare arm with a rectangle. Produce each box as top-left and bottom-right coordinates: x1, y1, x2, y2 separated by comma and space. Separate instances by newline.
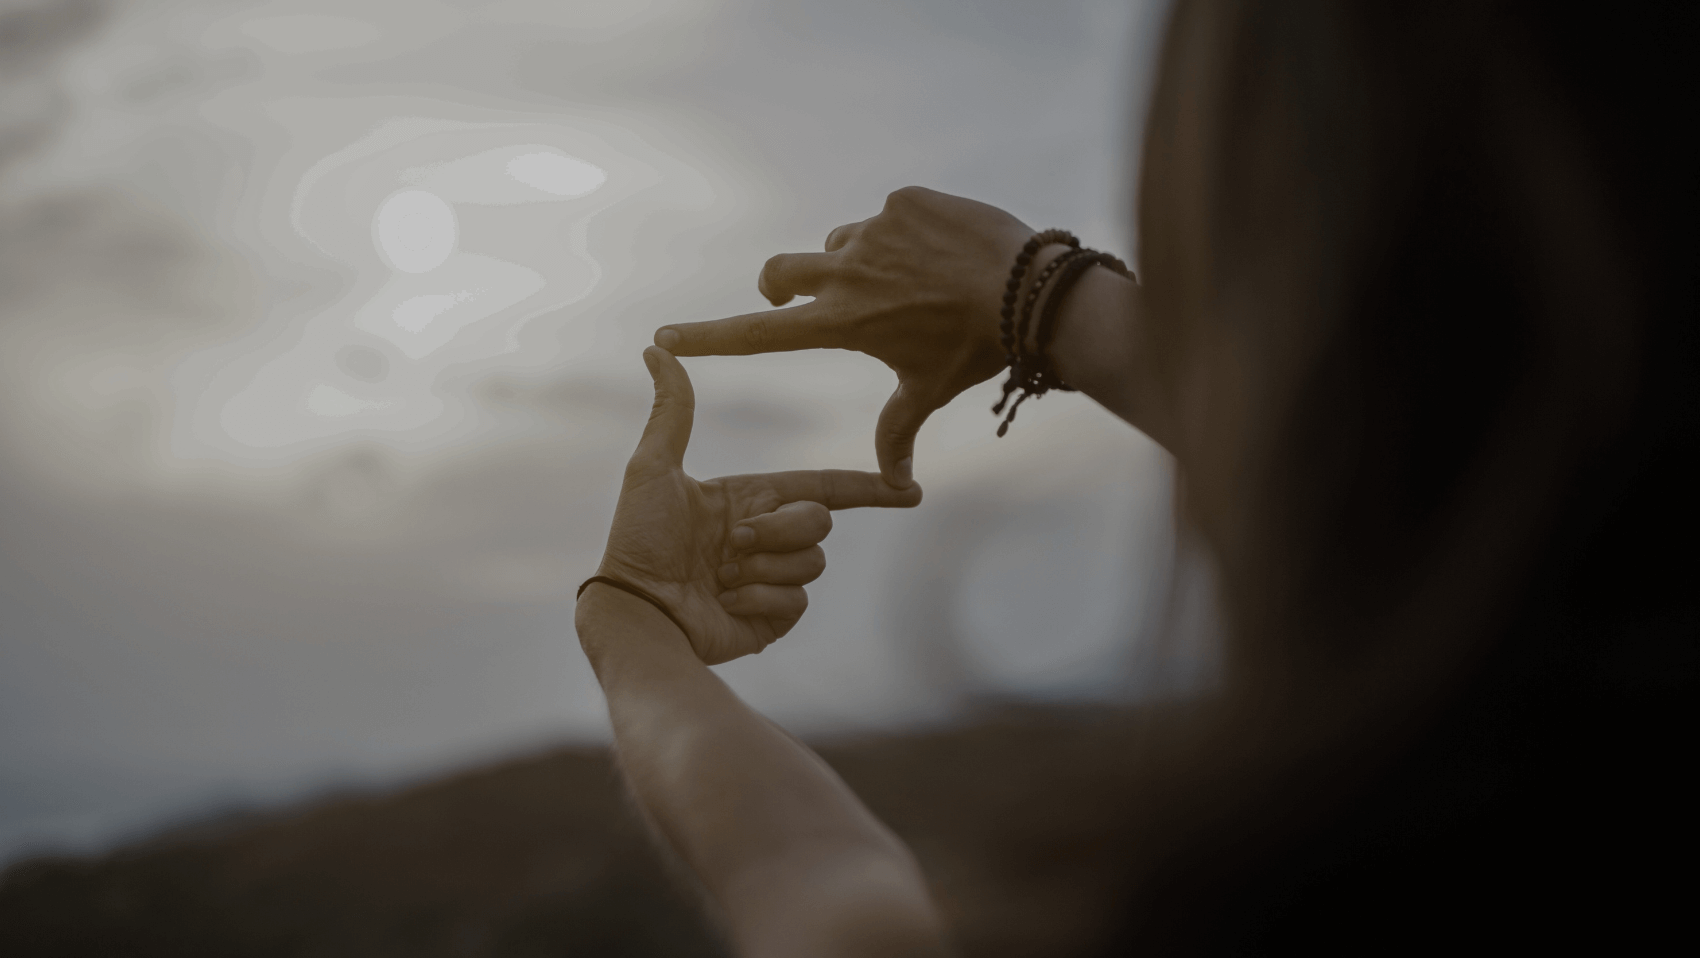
578, 588, 948, 958
579, 347, 947, 957
1028, 244, 1170, 449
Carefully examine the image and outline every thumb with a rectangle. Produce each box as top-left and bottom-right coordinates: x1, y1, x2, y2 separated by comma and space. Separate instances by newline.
635, 346, 695, 467
874, 380, 933, 489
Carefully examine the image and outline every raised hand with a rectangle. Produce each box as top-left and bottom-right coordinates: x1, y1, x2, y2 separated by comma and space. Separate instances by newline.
596, 347, 923, 665
654, 187, 1036, 489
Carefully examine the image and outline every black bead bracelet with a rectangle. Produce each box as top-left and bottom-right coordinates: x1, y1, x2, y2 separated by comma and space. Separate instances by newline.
997, 229, 1079, 413
992, 232, 1133, 438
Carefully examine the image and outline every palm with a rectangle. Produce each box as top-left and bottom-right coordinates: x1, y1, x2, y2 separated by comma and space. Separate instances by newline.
598, 348, 923, 665
601, 469, 800, 664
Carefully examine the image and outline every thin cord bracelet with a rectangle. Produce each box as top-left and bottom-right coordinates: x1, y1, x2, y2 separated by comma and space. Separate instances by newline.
577, 575, 689, 637
1013, 247, 1090, 387
1035, 250, 1130, 386
995, 246, 1089, 420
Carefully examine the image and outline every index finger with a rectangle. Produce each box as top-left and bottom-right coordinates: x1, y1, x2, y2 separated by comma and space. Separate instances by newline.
655, 300, 835, 357
760, 469, 924, 510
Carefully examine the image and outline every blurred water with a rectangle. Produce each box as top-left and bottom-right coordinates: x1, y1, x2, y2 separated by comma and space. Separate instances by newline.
0, 0, 1177, 864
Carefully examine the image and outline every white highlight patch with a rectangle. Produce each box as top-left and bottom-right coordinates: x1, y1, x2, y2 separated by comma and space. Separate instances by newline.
239, 15, 382, 54
354, 255, 544, 359
392, 291, 475, 334
204, 109, 694, 452
306, 384, 394, 418
375, 190, 456, 274
401, 145, 607, 206
505, 152, 606, 197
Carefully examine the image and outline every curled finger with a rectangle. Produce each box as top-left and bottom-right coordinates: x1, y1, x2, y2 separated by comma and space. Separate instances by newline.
719, 545, 827, 587
758, 251, 834, 306
766, 610, 804, 640
824, 219, 866, 252
718, 582, 808, 620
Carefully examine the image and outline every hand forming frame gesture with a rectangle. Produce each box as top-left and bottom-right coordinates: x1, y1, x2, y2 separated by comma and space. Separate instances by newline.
594, 347, 923, 665
655, 186, 1040, 489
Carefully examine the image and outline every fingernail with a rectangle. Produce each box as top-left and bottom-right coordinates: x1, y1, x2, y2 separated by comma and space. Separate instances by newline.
731, 526, 755, 548
655, 328, 679, 350
642, 350, 659, 375
718, 590, 738, 607
719, 562, 739, 583
894, 457, 913, 487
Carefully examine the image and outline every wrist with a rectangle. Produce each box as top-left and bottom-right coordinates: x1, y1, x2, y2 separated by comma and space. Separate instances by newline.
992, 230, 1136, 437
1047, 264, 1132, 376
575, 581, 695, 678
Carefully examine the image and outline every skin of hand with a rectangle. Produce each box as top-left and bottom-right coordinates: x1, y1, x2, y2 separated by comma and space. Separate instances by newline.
653, 186, 1037, 489
596, 346, 923, 665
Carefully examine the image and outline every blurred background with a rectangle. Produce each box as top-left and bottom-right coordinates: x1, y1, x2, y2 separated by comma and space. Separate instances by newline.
0, 0, 1188, 896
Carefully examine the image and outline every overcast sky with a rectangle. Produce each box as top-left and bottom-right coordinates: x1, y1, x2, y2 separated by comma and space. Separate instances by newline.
0, 0, 1178, 864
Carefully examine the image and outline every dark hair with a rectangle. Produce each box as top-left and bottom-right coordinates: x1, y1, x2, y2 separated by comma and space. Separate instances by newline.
1110, 1, 1696, 951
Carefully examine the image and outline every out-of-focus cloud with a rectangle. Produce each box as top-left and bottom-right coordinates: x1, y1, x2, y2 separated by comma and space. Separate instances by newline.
0, 0, 1178, 864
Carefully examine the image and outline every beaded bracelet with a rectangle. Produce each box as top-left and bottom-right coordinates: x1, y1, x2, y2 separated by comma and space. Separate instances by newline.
998, 247, 1089, 430
992, 234, 1133, 437
1015, 246, 1090, 373
996, 229, 1079, 416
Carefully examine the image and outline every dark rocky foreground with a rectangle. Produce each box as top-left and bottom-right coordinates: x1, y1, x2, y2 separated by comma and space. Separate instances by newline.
0, 709, 1136, 957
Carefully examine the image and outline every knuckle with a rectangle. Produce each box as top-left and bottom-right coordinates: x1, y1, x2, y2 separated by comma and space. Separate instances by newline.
741, 315, 775, 352
886, 185, 923, 209
726, 557, 753, 583
810, 504, 833, 538
877, 417, 914, 448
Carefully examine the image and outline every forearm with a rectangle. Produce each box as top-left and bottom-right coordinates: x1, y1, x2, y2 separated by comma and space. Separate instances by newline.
1026, 244, 1174, 451
576, 585, 946, 956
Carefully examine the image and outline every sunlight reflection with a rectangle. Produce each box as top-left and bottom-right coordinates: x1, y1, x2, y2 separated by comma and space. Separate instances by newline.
506, 152, 607, 197
374, 190, 457, 274
202, 110, 692, 452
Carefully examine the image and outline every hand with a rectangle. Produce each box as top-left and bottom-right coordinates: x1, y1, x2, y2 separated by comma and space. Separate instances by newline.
596, 347, 923, 665
654, 186, 1036, 489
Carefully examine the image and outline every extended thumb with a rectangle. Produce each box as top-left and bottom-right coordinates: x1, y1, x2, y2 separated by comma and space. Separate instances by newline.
635, 346, 695, 467
875, 382, 930, 490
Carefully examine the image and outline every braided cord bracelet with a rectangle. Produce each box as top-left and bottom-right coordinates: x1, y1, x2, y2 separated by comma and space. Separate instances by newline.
1035, 250, 1128, 380
996, 229, 1079, 416
993, 234, 1134, 437
993, 246, 1089, 426
1014, 246, 1090, 377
